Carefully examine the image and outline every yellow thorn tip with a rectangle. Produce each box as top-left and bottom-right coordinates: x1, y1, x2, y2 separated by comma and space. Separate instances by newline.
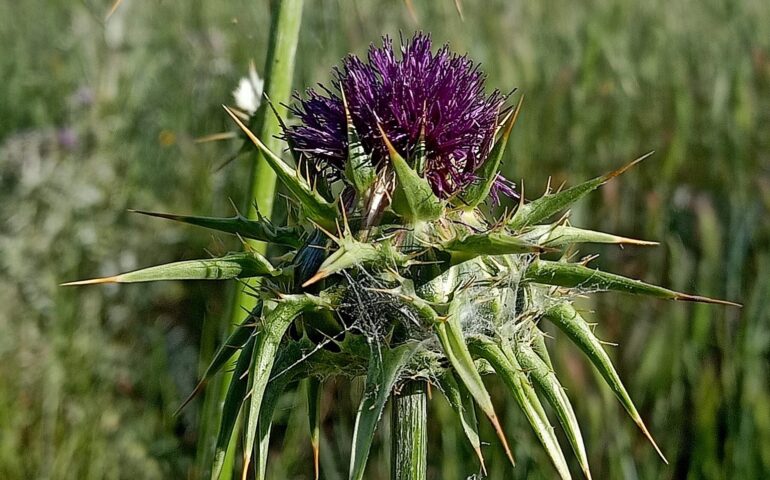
377, 123, 399, 158
604, 151, 655, 182
302, 270, 329, 288
106, 0, 123, 20
489, 414, 515, 466
474, 446, 487, 476
675, 293, 742, 307
312, 441, 320, 480
60, 276, 119, 286
636, 419, 669, 464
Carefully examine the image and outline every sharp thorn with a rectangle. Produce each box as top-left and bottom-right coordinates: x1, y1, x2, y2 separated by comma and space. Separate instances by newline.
604, 151, 655, 182
105, 0, 123, 19
489, 414, 515, 466
61, 275, 119, 286
194, 131, 238, 143
302, 271, 328, 288
674, 293, 741, 307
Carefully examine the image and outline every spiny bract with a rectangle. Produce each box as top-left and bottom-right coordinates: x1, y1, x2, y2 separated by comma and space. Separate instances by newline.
66, 34, 737, 480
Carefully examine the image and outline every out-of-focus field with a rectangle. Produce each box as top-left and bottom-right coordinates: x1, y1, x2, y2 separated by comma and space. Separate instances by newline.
1, 0, 768, 478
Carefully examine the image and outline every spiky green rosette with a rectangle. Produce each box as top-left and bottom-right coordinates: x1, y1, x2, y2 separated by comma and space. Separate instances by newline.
65, 35, 737, 480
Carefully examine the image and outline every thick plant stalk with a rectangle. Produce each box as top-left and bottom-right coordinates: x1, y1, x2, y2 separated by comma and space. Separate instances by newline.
245, 0, 305, 225
391, 381, 428, 480
196, 1, 304, 478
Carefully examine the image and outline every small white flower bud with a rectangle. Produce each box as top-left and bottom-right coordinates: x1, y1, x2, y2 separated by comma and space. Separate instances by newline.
232, 61, 264, 115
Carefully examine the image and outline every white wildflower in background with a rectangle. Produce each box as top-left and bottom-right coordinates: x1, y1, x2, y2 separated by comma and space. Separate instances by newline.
232, 61, 263, 115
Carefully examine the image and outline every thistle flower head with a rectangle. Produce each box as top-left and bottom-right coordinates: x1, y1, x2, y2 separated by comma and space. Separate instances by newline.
285, 33, 513, 198
67, 32, 740, 480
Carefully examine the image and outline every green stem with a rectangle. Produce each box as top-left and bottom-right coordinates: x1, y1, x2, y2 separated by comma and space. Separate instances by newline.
246, 0, 304, 225
196, 1, 304, 478
391, 381, 428, 480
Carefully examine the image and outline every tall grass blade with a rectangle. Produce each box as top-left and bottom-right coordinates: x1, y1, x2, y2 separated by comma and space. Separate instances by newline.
243, 0, 305, 228
349, 342, 419, 480
205, 2, 305, 474
211, 336, 256, 480
307, 378, 322, 480
256, 341, 306, 480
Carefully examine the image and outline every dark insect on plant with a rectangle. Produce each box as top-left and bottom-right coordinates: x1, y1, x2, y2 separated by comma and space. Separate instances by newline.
65, 33, 738, 480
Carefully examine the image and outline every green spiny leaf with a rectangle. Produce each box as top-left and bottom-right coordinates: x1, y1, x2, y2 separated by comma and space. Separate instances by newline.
242, 294, 329, 476
302, 235, 408, 287
436, 370, 486, 474
528, 323, 554, 370
379, 125, 444, 222
520, 225, 657, 248
434, 316, 514, 465
211, 335, 255, 480
292, 229, 333, 290
342, 90, 376, 195
349, 342, 419, 480
62, 251, 278, 286
524, 260, 739, 305
224, 105, 338, 230
543, 302, 667, 463
508, 153, 652, 230
302, 236, 378, 287
176, 312, 257, 416
468, 338, 571, 480
515, 343, 592, 479
440, 231, 546, 265
130, 209, 304, 248
460, 96, 523, 209
307, 378, 322, 480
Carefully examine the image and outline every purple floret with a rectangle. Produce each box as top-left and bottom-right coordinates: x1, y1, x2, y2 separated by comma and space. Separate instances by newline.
285, 33, 514, 199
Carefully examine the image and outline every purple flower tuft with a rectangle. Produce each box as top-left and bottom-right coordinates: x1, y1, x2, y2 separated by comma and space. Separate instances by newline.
285, 33, 513, 199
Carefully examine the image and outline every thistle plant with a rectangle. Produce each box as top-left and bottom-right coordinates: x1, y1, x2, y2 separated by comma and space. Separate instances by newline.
65, 33, 738, 479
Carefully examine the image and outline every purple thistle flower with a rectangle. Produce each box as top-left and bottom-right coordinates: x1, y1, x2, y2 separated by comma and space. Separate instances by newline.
285, 33, 513, 199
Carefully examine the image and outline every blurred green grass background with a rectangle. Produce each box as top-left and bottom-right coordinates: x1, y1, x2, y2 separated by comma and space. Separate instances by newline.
1, 0, 768, 478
